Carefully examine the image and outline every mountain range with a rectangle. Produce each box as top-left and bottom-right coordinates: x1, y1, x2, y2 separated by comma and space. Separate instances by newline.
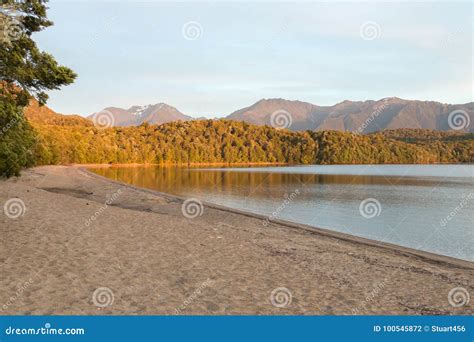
227, 98, 473, 133
29, 97, 474, 133
87, 103, 193, 126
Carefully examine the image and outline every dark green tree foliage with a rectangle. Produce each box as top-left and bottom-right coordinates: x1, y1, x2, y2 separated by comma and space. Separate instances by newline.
0, 0, 76, 176
0, 96, 36, 177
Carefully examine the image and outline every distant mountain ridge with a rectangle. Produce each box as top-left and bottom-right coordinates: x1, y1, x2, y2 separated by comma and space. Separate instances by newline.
29, 97, 474, 132
87, 103, 193, 126
226, 98, 474, 133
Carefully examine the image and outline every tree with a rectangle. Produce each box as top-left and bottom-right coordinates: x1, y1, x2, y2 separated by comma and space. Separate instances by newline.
0, 0, 76, 177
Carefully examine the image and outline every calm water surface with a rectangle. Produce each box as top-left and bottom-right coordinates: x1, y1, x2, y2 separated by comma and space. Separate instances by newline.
90, 165, 474, 261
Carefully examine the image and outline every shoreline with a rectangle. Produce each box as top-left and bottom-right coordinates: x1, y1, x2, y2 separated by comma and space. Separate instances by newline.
1, 165, 472, 315
83, 166, 473, 269
73, 162, 289, 169
73, 162, 473, 169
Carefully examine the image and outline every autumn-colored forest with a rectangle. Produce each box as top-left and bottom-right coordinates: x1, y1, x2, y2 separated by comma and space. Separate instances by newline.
31, 115, 473, 166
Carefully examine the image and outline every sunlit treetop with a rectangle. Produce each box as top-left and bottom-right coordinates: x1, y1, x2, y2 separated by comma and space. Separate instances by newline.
0, 0, 76, 106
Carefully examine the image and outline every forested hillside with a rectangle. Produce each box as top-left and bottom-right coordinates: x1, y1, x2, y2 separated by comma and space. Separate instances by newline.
30, 118, 474, 166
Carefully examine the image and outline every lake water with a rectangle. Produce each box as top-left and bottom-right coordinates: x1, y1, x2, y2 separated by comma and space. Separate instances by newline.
90, 165, 474, 261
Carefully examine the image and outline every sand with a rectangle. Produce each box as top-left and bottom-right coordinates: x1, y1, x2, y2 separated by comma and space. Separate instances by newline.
0, 165, 472, 315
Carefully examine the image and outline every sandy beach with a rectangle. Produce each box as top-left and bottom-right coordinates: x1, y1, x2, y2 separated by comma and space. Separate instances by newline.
0, 165, 472, 315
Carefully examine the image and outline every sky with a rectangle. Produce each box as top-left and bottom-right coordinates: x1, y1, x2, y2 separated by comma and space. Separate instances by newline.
34, 0, 473, 118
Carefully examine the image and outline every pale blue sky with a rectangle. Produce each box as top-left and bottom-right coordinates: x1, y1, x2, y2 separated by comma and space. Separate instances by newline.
35, 1, 472, 117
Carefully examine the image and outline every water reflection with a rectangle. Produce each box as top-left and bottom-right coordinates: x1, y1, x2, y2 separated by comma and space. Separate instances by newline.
91, 166, 463, 197
90, 165, 474, 261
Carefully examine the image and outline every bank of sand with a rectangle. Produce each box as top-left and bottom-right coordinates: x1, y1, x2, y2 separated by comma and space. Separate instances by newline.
0, 165, 472, 315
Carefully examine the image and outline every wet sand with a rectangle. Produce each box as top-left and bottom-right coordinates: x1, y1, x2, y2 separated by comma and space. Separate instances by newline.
0, 165, 472, 315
